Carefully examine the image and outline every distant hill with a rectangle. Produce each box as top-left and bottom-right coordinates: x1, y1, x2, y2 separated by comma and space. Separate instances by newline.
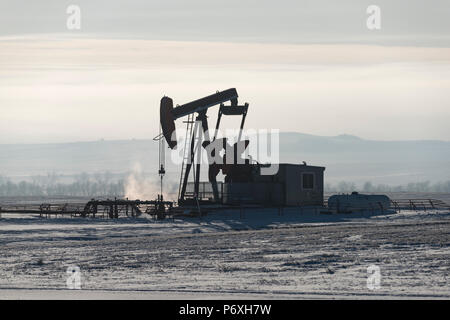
0, 133, 449, 185
279, 132, 450, 184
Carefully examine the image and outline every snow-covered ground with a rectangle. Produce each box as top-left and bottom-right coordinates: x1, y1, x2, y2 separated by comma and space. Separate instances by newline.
1, 203, 449, 299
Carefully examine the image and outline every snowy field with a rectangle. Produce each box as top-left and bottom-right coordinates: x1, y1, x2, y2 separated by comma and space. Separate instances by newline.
0, 195, 449, 299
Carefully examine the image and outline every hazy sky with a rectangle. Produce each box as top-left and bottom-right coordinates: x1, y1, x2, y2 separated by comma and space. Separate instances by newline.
0, 0, 449, 143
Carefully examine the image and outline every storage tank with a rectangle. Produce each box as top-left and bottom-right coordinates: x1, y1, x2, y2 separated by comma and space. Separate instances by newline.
328, 192, 391, 213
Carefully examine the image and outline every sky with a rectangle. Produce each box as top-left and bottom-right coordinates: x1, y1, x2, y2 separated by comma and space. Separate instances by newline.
0, 0, 449, 143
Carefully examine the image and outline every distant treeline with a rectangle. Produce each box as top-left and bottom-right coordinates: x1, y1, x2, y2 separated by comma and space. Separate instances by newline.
325, 181, 450, 193
0, 173, 124, 197
1, 173, 450, 196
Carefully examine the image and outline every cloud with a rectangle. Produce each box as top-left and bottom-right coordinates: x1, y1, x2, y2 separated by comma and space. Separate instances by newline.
2, 36, 450, 73
1, 0, 450, 46
0, 35, 449, 143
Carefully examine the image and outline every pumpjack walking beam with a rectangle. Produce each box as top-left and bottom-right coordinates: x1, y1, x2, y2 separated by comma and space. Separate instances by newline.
160, 88, 239, 149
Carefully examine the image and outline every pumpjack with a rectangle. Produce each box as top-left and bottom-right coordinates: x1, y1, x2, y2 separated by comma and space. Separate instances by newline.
159, 88, 252, 205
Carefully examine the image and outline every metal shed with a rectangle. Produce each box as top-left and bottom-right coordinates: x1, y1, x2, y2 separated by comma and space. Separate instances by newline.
223, 163, 325, 206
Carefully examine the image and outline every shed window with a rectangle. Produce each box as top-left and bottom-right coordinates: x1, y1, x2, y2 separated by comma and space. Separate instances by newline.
302, 173, 314, 189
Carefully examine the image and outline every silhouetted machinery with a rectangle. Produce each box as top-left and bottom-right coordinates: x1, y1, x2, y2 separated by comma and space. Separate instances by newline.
159, 88, 326, 208
160, 88, 254, 205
